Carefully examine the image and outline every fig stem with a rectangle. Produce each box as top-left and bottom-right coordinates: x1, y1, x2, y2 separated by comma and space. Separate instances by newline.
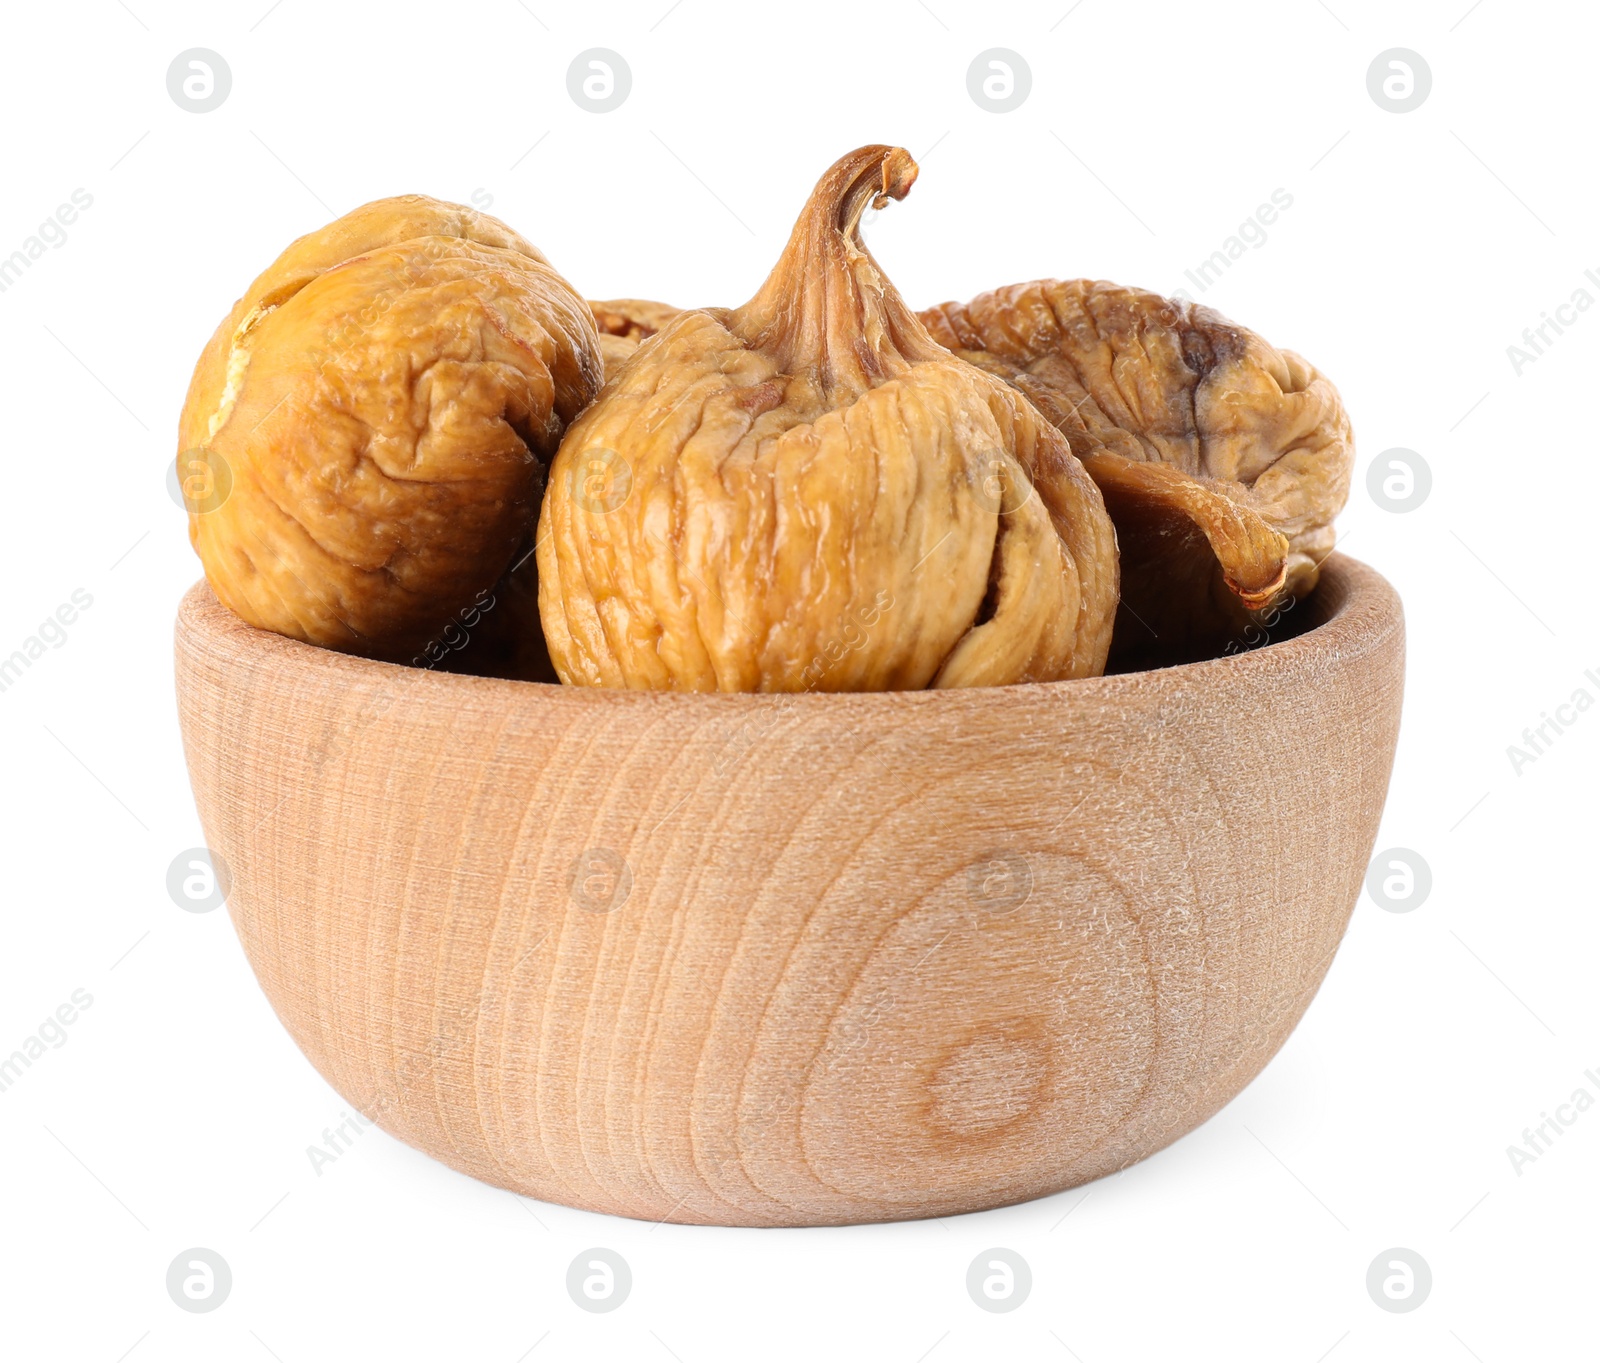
733, 146, 942, 396
838, 146, 919, 241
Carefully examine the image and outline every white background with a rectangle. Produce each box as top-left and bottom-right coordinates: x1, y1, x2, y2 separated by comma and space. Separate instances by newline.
1, 0, 1595, 1359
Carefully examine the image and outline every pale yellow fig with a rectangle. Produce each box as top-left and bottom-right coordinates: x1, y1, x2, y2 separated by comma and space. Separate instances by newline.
538, 146, 1118, 692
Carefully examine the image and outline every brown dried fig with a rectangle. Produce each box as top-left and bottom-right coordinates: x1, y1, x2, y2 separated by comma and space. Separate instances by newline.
539, 147, 1118, 692
920, 280, 1352, 668
590, 298, 682, 379
178, 195, 602, 664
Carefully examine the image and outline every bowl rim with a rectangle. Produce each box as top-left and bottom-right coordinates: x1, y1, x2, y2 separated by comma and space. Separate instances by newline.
175, 551, 1401, 716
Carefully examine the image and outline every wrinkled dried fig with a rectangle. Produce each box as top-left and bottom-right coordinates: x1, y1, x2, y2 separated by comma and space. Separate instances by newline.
590, 298, 681, 379
539, 147, 1118, 692
920, 280, 1352, 668
179, 194, 602, 662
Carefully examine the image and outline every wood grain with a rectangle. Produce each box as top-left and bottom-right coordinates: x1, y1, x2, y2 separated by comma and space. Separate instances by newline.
174, 554, 1405, 1226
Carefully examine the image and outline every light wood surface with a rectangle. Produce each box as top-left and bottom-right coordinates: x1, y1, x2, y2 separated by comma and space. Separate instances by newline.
174, 554, 1404, 1226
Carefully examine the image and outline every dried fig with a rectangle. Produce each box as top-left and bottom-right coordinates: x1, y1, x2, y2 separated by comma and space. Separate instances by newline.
178, 195, 602, 663
590, 298, 681, 379
920, 280, 1352, 668
539, 147, 1118, 692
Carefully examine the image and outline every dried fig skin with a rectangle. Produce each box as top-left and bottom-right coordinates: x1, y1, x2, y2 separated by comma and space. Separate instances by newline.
919, 278, 1352, 594
1079, 453, 1289, 604
921, 278, 1351, 665
179, 195, 602, 663
589, 298, 683, 381
182, 197, 561, 450
590, 298, 682, 342
1085, 451, 1292, 673
539, 147, 1118, 693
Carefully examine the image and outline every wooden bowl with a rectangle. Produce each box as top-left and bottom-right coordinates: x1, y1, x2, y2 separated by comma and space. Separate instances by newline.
175, 554, 1403, 1226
